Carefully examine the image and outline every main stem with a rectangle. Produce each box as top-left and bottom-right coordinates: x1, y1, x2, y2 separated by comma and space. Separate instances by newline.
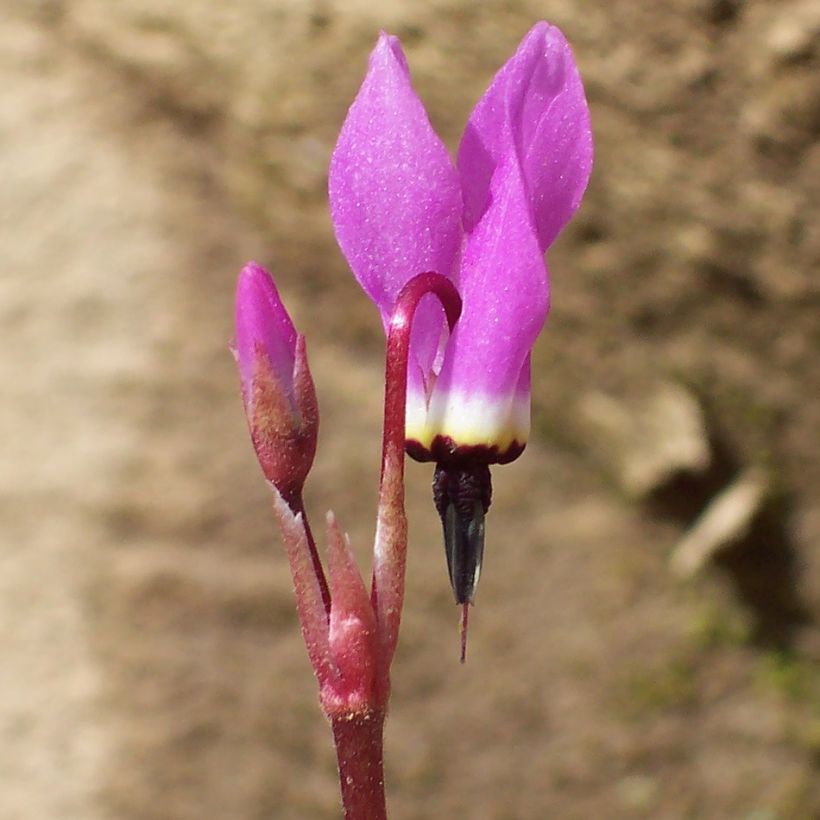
332, 711, 387, 820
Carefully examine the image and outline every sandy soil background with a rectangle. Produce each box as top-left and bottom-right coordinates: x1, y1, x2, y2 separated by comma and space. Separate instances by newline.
2, 1, 819, 818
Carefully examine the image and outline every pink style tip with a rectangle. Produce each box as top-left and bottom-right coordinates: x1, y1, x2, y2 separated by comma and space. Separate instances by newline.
460, 602, 470, 664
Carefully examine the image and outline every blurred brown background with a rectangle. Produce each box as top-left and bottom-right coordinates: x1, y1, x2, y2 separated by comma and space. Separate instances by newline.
2, 1, 818, 818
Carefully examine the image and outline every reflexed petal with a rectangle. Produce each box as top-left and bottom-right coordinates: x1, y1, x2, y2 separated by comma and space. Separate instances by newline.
329, 33, 463, 376
422, 154, 546, 456
458, 22, 593, 251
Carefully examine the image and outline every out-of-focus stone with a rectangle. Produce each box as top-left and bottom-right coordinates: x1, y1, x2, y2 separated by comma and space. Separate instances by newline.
580, 383, 711, 499
670, 468, 769, 578
765, 2, 820, 64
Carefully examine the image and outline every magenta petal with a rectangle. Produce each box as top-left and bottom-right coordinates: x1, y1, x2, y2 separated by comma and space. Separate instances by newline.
426, 154, 546, 450
234, 262, 297, 399
329, 33, 463, 375
458, 22, 593, 251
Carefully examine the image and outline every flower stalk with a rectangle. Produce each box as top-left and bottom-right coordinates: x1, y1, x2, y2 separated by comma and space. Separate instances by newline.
372, 272, 462, 703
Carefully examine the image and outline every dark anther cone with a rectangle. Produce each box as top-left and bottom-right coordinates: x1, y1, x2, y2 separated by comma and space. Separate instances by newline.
432, 462, 492, 604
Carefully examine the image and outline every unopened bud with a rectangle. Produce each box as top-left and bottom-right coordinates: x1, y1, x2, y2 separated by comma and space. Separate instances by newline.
233, 262, 318, 502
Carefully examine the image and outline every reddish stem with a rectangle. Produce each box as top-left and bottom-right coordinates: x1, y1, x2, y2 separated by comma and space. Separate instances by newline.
290, 491, 331, 616
371, 273, 462, 700
332, 711, 387, 820
381, 273, 462, 481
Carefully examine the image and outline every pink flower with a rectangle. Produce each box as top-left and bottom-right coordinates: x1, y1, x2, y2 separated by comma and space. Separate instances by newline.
329, 23, 593, 602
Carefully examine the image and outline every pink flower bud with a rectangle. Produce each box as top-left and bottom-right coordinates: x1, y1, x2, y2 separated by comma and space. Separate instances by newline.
234, 262, 318, 502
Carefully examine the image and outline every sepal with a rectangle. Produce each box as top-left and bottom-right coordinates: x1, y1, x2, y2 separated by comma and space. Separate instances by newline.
323, 512, 379, 715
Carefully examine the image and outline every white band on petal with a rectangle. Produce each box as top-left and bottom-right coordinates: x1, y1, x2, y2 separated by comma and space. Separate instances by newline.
406, 386, 530, 457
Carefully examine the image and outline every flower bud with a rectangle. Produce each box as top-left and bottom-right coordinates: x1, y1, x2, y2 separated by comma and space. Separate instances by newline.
233, 262, 318, 502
